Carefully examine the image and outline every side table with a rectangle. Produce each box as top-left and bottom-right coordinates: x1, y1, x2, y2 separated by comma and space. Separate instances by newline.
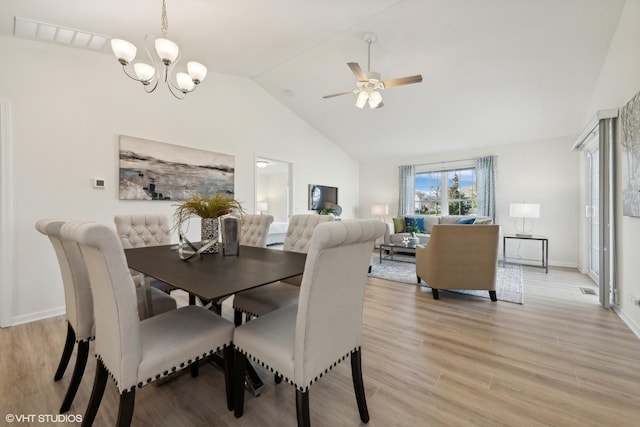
502, 234, 548, 273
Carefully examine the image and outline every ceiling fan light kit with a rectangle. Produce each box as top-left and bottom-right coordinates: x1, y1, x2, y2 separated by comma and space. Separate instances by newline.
323, 32, 422, 109
110, 0, 206, 99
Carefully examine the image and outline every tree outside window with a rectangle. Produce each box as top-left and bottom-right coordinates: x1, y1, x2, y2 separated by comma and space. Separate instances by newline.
414, 168, 477, 215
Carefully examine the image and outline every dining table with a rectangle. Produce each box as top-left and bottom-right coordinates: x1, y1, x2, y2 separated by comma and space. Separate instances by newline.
124, 243, 307, 395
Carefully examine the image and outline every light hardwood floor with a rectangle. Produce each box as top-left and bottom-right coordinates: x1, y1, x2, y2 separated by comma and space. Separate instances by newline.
1, 267, 640, 426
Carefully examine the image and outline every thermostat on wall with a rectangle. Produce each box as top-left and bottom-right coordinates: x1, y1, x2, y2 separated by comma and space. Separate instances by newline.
93, 178, 106, 189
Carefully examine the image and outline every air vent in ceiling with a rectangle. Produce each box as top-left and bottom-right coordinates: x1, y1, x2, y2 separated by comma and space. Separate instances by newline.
13, 17, 108, 51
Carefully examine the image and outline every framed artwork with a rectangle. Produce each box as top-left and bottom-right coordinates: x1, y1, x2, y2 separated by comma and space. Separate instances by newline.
119, 135, 234, 201
621, 92, 640, 217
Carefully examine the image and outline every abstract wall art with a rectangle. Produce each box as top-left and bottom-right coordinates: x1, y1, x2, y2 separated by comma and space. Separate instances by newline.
621, 92, 640, 217
119, 135, 235, 201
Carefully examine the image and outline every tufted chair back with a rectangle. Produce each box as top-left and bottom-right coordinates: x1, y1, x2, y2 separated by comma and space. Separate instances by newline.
240, 214, 274, 248
61, 221, 142, 392
36, 219, 94, 341
282, 214, 334, 253
114, 213, 172, 249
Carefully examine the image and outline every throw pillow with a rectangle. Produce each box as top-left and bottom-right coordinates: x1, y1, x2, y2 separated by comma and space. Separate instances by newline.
404, 217, 425, 233
474, 218, 493, 224
393, 217, 406, 233
457, 217, 476, 224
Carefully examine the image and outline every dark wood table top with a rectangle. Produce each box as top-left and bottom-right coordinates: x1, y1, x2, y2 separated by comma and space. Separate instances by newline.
125, 245, 307, 301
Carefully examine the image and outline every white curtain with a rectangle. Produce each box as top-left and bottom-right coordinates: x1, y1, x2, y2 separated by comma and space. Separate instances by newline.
398, 165, 415, 216
476, 155, 497, 223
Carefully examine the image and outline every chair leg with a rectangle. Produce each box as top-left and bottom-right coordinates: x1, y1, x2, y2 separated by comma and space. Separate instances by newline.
81, 360, 108, 427
234, 309, 243, 326
190, 361, 199, 378
489, 290, 497, 302
59, 340, 90, 413
274, 374, 282, 384
351, 349, 370, 423
233, 350, 247, 418
54, 322, 76, 381
432, 289, 440, 300
223, 346, 234, 411
417, 276, 422, 284
296, 389, 311, 427
116, 389, 135, 427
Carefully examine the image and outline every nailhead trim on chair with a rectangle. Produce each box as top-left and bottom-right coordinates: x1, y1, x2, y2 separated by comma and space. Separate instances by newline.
237, 345, 360, 392
231, 307, 261, 318
95, 343, 233, 393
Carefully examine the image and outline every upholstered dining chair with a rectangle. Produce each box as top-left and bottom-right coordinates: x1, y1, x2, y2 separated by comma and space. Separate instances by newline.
35, 219, 94, 414
114, 213, 176, 297
233, 219, 385, 427
60, 221, 235, 427
232, 214, 333, 326
36, 219, 179, 414
239, 213, 274, 247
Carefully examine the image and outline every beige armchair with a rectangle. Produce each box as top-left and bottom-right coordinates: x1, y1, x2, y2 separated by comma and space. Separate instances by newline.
416, 224, 500, 301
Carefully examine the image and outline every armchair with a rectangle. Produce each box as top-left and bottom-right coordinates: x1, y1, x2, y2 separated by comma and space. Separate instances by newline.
416, 224, 500, 301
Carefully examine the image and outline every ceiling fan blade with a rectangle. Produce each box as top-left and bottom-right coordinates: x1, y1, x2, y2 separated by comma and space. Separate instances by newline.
322, 89, 355, 99
382, 74, 423, 88
347, 62, 368, 81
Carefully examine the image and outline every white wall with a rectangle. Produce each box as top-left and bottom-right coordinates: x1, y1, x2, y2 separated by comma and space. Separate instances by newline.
359, 136, 581, 268
583, 0, 640, 336
0, 36, 359, 324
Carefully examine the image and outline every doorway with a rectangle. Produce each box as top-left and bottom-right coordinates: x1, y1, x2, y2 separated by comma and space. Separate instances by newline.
586, 139, 600, 282
255, 156, 292, 222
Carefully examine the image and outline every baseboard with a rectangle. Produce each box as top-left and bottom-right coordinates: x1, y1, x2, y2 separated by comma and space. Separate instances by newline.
615, 306, 640, 340
8, 306, 65, 327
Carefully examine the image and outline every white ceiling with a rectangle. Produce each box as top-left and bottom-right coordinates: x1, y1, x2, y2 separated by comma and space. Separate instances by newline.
0, 0, 626, 162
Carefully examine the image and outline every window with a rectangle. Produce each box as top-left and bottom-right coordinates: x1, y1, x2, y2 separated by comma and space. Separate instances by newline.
414, 167, 477, 215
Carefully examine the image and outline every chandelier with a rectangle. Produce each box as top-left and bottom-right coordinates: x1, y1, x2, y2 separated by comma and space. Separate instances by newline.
110, 0, 206, 99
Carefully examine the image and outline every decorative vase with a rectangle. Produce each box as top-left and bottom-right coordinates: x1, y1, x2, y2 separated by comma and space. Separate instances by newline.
407, 232, 419, 246
201, 217, 220, 254
220, 214, 240, 256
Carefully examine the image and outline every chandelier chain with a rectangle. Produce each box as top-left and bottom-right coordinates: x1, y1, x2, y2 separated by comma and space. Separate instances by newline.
161, 0, 169, 37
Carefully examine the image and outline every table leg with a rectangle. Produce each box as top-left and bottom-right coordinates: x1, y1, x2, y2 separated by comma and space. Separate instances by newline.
544, 239, 549, 273
503, 237, 506, 268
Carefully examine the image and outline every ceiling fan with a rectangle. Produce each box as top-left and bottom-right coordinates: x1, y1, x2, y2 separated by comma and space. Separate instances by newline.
323, 32, 423, 109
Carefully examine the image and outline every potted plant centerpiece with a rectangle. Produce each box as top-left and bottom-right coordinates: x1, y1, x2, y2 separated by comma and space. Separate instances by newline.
174, 194, 244, 253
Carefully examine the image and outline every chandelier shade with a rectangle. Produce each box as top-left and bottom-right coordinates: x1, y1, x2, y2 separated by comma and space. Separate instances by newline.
110, 0, 206, 99
111, 39, 136, 65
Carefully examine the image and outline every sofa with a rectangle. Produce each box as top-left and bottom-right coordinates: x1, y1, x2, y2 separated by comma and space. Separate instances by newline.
384, 215, 492, 245
415, 224, 500, 301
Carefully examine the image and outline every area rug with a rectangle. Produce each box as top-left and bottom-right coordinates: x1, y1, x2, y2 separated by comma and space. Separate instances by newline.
368, 253, 524, 304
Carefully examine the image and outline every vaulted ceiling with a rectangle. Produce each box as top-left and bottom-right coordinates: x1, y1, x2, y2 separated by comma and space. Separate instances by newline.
0, 0, 625, 162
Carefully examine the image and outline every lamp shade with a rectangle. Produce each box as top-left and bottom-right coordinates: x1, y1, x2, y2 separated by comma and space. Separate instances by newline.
111, 39, 137, 64
176, 72, 195, 91
371, 204, 389, 216
187, 61, 207, 83
134, 63, 155, 82
155, 38, 180, 64
368, 91, 383, 109
257, 202, 268, 212
509, 203, 540, 218
355, 91, 369, 109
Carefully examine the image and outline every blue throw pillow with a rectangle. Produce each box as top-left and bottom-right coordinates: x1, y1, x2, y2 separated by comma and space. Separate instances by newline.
457, 217, 476, 224
404, 217, 425, 233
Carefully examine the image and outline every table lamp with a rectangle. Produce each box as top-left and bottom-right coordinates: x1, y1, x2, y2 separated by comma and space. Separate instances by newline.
509, 203, 540, 237
371, 204, 389, 221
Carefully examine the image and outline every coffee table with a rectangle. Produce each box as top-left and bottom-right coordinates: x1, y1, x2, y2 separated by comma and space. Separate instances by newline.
379, 242, 424, 263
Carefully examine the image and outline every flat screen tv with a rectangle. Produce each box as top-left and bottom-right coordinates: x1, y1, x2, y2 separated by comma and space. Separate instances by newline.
308, 184, 338, 210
